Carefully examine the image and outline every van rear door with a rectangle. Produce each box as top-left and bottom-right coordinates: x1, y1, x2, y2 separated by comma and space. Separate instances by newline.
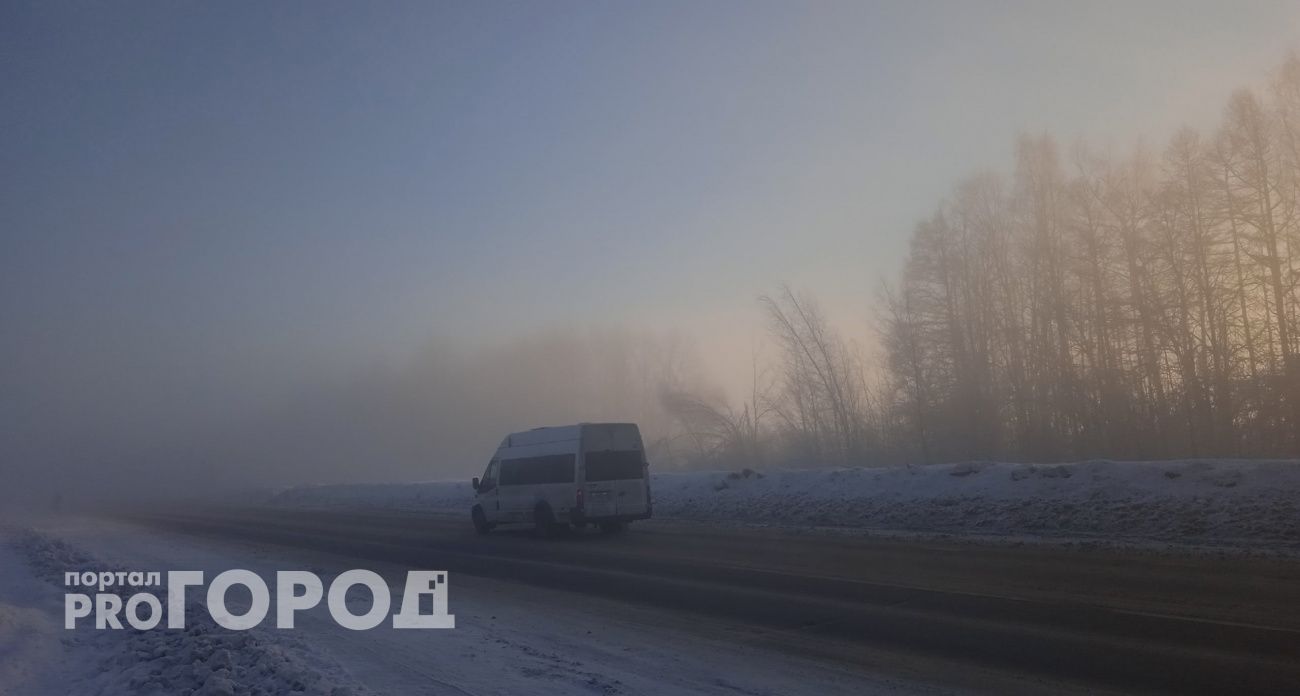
582, 450, 648, 517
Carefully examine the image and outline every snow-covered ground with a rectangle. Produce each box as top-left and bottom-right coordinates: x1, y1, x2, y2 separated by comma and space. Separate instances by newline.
1, 526, 373, 696
0, 519, 947, 696
272, 459, 1300, 547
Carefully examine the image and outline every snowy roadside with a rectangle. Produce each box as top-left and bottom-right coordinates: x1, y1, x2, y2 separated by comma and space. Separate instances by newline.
0, 526, 370, 696
270, 459, 1300, 549
0, 533, 72, 696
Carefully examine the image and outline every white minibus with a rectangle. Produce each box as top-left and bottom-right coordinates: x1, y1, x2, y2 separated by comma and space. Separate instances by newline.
471, 423, 652, 535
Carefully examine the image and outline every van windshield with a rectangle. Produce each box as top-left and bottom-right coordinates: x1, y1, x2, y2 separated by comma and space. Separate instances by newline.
584, 451, 644, 481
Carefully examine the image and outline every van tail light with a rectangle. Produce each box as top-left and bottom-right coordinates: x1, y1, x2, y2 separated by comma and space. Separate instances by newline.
575, 488, 585, 511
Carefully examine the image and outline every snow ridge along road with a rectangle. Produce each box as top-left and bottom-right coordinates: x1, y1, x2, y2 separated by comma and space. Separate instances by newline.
271, 459, 1300, 548
3, 527, 374, 696
121, 506, 1300, 695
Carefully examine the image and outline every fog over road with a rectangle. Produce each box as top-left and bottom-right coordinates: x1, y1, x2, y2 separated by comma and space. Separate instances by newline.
121, 507, 1300, 695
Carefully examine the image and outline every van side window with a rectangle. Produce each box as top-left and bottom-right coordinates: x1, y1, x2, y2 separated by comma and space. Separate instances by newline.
584, 451, 644, 481
499, 454, 576, 486
479, 460, 498, 492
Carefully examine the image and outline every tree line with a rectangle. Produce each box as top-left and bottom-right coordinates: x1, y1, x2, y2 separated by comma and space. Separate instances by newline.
659, 52, 1300, 468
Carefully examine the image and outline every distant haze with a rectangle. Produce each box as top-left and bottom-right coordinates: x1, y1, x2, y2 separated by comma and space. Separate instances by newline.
3, 1, 1298, 502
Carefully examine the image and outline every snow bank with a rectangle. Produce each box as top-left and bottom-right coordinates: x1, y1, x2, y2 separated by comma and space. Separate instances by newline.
8, 530, 370, 696
273, 459, 1300, 546
655, 460, 1300, 545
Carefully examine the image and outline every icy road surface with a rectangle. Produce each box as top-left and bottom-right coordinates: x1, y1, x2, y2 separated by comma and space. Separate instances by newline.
2, 518, 987, 696
93, 506, 1300, 694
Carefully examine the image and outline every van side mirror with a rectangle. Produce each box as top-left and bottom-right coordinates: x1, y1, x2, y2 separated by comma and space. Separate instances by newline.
472, 477, 480, 491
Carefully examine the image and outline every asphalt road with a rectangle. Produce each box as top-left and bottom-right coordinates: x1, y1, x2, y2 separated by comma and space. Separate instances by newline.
121, 506, 1300, 695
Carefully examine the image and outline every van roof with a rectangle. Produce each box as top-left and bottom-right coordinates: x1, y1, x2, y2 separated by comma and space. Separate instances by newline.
502, 422, 638, 448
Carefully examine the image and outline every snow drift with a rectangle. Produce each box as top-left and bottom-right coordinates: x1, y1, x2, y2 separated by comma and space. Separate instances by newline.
272, 459, 1300, 547
7, 530, 371, 696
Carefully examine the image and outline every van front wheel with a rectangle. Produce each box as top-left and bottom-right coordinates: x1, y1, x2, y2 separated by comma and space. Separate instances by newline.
471, 506, 492, 535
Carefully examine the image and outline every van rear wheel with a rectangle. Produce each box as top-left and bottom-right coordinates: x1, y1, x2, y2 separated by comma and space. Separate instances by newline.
599, 521, 627, 534
534, 502, 564, 537
471, 506, 491, 535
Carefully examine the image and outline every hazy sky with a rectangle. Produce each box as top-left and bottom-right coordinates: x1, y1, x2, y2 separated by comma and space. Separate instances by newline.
4, 1, 1299, 494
